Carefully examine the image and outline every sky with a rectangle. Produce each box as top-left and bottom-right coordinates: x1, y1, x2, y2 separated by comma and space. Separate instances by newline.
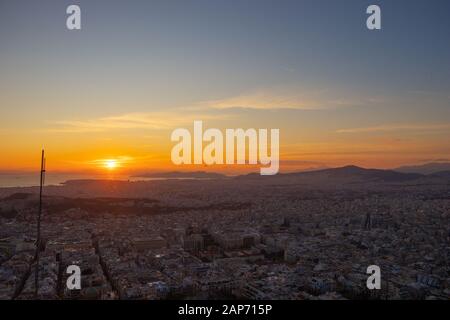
0, 0, 449, 175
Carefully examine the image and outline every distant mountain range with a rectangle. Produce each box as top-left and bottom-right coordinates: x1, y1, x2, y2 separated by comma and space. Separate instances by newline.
98, 165, 450, 185
236, 165, 421, 181
430, 170, 450, 179
234, 165, 450, 186
2, 165, 449, 193
394, 162, 450, 175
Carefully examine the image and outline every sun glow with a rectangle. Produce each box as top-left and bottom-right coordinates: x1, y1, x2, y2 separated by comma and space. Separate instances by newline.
104, 159, 118, 170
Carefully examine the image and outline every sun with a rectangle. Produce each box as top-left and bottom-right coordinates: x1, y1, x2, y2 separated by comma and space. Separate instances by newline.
104, 159, 118, 170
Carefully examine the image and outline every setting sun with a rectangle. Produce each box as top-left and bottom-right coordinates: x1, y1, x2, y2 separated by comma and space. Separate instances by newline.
104, 159, 118, 170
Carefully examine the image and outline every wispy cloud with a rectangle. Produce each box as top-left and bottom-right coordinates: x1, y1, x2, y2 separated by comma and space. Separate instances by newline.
47, 112, 232, 133
204, 88, 381, 111
205, 91, 316, 110
86, 156, 134, 165
336, 123, 450, 134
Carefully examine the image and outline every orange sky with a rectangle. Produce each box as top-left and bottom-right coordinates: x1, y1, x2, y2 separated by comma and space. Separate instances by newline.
1, 2, 450, 175
1, 123, 449, 175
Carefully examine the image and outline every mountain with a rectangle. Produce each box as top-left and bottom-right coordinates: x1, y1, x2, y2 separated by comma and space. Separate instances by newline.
236, 165, 424, 184
430, 170, 450, 179
394, 162, 450, 175
133, 171, 228, 179
304, 165, 423, 182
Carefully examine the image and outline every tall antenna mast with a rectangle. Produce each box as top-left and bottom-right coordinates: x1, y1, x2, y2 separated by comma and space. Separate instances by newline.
34, 149, 46, 298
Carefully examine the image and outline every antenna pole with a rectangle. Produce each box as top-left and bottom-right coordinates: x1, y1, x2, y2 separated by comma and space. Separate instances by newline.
34, 149, 45, 298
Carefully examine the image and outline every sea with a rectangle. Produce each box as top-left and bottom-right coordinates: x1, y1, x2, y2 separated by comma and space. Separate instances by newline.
0, 173, 208, 188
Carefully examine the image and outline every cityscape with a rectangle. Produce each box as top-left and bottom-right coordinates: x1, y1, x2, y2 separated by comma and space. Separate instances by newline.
1, 166, 449, 300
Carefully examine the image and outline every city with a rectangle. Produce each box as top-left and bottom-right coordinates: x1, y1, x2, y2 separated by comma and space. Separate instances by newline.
1, 167, 449, 300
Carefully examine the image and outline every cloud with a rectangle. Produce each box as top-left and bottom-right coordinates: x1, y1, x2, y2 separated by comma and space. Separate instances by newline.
204, 91, 375, 110
87, 156, 134, 165
419, 158, 450, 163
47, 112, 232, 133
205, 91, 317, 110
336, 123, 450, 134
204, 88, 381, 111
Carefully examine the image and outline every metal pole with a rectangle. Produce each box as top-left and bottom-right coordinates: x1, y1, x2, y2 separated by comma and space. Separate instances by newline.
34, 149, 45, 298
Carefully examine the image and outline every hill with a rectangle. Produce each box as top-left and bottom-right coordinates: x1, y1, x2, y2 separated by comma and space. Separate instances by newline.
236, 165, 424, 185
394, 162, 450, 175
